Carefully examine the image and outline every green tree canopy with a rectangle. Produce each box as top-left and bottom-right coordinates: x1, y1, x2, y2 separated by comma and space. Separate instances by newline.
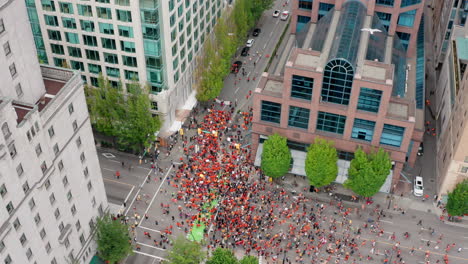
165, 236, 205, 264
305, 138, 338, 187
95, 214, 133, 264
446, 180, 468, 216
344, 147, 392, 197
261, 133, 291, 178
206, 248, 238, 264
239, 255, 259, 264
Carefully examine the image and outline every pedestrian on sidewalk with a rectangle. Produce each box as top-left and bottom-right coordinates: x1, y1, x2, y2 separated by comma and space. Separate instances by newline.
417, 219, 423, 226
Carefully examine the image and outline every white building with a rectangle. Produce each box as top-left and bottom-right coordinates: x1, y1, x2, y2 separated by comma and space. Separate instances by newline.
26, 0, 228, 132
0, 0, 108, 263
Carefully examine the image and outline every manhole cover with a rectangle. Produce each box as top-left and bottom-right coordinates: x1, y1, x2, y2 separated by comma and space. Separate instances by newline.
102, 153, 116, 158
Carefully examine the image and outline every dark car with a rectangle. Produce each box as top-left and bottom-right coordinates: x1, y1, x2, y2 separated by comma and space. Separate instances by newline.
252, 28, 261, 36
231, 61, 242, 73
241, 47, 250, 56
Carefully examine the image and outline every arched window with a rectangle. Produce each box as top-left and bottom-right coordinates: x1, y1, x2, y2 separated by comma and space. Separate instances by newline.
321, 59, 354, 105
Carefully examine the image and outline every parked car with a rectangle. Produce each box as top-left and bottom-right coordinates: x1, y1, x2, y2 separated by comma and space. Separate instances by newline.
231, 61, 242, 73
280, 11, 290, 20
241, 47, 250, 56
413, 176, 424, 196
417, 142, 424, 156
252, 28, 261, 36
273, 10, 280, 17
246, 39, 255, 47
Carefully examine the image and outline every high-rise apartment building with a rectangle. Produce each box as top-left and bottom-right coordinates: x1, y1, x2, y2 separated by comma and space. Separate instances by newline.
1, 0, 108, 263
252, 0, 426, 191
431, 0, 467, 67
26, 0, 227, 132
292, 0, 425, 57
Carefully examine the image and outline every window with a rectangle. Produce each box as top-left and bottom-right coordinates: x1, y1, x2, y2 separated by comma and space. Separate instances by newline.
80, 234, 86, 245
0, 19, 4, 34
299, 0, 313, 10
116, 0, 130, 6
80, 20, 94, 32
96, 0, 110, 3
35, 144, 42, 156
4, 255, 11, 264
357, 88, 382, 113
44, 15, 59, 26
41, 161, 47, 173
117, 10, 132, 22
42, 0, 56, 11
0, 240, 5, 253
6, 202, 14, 214
91, 197, 96, 207
15, 84, 23, 97
16, 164, 24, 177
460, 166, 468, 173
64, 238, 70, 248
118, 25, 134, 38
0, 184, 7, 198
97, 7, 112, 19
288, 106, 310, 129
396, 32, 411, 50
80, 152, 86, 162
316, 111, 346, 134
76, 137, 82, 147
13, 218, 21, 230
83, 35, 98, 46
48, 126, 55, 138
49, 193, 56, 205
99, 22, 114, 34
54, 208, 60, 219
67, 190, 73, 201
376, 0, 394, 6
106, 67, 120, 77
34, 213, 41, 225
19, 234, 27, 245
62, 176, 69, 186
71, 204, 77, 215
318, 3, 334, 20
71, 60, 85, 71
122, 56, 137, 67
398, 10, 417, 27
84, 167, 89, 177
22, 181, 30, 193
28, 198, 36, 210
321, 59, 354, 105
59, 2, 73, 14
121, 41, 136, 52
3, 41, 11, 56
85, 49, 100, 61
380, 124, 405, 147
54, 57, 66, 67
351, 118, 376, 142
124, 70, 139, 81
48, 29, 62, 41
8, 143, 16, 158
2, 123, 11, 139
400, 0, 420, 8
102, 38, 117, 50
50, 44, 64, 55
45, 242, 51, 253
9, 63, 17, 77
40, 228, 46, 239
103, 53, 118, 64
62, 17, 77, 29
58, 160, 64, 171
260, 101, 281, 124
376, 12, 392, 31
26, 248, 33, 259
87, 181, 92, 191
88, 64, 101, 74
53, 143, 60, 155
291, 75, 313, 100
45, 179, 51, 189
142, 25, 159, 40
68, 47, 82, 58
169, 0, 175, 11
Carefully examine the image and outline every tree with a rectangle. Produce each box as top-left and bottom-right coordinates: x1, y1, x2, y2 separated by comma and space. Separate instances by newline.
344, 147, 391, 197
239, 255, 259, 264
261, 133, 291, 179
305, 138, 338, 187
206, 248, 238, 264
165, 236, 205, 264
446, 180, 468, 216
95, 214, 133, 264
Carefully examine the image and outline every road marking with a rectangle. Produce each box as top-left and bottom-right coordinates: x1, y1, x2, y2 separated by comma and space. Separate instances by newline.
132, 250, 167, 261
124, 186, 135, 203
102, 153, 116, 158
103, 177, 135, 187
103, 167, 114, 171
124, 168, 153, 215
138, 225, 162, 234
234, 87, 240, 94
136, 242, 166, 251
380, 220, 393, 224
420, 239, 437, 243
139, 166, 173, 225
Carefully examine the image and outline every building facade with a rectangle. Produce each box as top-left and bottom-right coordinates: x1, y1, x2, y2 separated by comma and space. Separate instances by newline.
431, 0, 467, 67
1, 0, 108, 263
292, 0, 425, 58
434, 22, 468, 197
252, 0, 425, 191
25, 0, 227, 132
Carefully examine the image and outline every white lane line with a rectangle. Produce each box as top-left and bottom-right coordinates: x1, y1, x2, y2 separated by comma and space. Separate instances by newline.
132, 251, 167, 261
139, 166, 173, 225
103, 167, 114, 171
234, 87, 240, 94
124, 168, 153, 215
124, 186, 135, 203
380, 220, 393, 224
138, 225, 162, 234
136, 242, 166, 251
